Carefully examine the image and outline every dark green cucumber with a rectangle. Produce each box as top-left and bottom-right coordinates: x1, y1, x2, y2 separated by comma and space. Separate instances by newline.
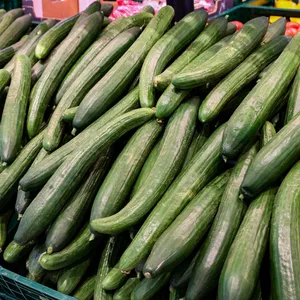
218, 188, 276, 300
131, 272, 170, 300
113, 278, 140, 300
186, 142, 258, 300
139, 10, 208, 108
261, 121, 276, 148
0, 39, 25, 67
103, 17, 111, 27
251, 282, 263, 300
3, 240, 35, 263
27, 12, 102, 139
270, 161, 300, 300
102, 262, 129, 290
155, 35, 232, 119
45, 270, 63, 285
90, 119, 162, 226
199, 35, 290, 123
222, 31, 300, 160
43, 27, 141, 151
144, 170, 230, 278
172, 17, 269, 89
55, 12, 153, 105
73, 275, 96, 300
73, 6, 174, 131
286, 66, 300, 123
258, 61, 274, 79
262, 17, 286, 44
45, 148, 113, 254
0, 14, 32, 49
35, 14, 80, 59
0, 54, 31, 163
19, 87, 140, 191
241, 112, 300, 198
154, 17, 228, 91
0, 129, 44, 211
226, 22, 236, 35
91, 98, 198, 234
57, 257, 91, 294
0, 69, 10, 93
140, 5, 155, 14
102, 3, 114, 16
0, 209, 12, 251
0, 8, 24, 36
63, 107, 78, 122
27, 243, 46, 282
15, 109, 154, 244
118, 123, 226, 272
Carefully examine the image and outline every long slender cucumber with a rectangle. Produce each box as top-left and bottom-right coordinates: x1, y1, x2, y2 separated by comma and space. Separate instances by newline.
3, 240, 35, 263
73, 275, 96, 300
286, 66, 300, 123
0, 209, 12, 251
27, 243, 46, 282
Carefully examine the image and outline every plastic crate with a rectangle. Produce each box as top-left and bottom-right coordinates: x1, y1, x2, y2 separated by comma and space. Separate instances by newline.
0, 0, 22, 10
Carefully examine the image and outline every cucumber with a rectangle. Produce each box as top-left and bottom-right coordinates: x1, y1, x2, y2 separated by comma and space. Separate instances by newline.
252, 282, 263, 300
270, 161, 300, 299
45, 270, 63, 285
90, 119, 162, 227
0, 129, 44, 211
102, 262, 129, 290
27, 12, 103, 139
258, 61, 274, 80
199, 35, 290, 123
15, 109, 154, 244
3, 240, 35, 263
91, 98, 198, 234
45, 148, 113, 254
103, 17, 111, 27
139, 10, 208, 108
226, 22, 236, 35
55, 12, 153, 105
261, 121, 276, 148
172, 17, 269, 89
262, 17, 286, 44
186, 143, 258, 300
286, 66, 300, 123
102, 3, 114, 16
0, 69, 10, 93
241, 112, 300, 198
27, 243, 46, 282
62, 107, 78, 122
0, 39, 26, 67
131, 272, 170, 300
0, 54, 31, 163
128, 74, 140, 92
0, 14, 32, 49
144, 170, 230, 278
155, 35, 232, 119
73, 275, 96, 300
118, 123, 226, 272
113, 277, 140, 300
0, 8, 24, 36
0, 9, 5, 19
154, 17, 228, 91
35, 14, 80, 59
218, 187, 277, 300
43, 27, 141, 151
57, 257, 91, 294
73, 6, 174, 131
140, 5, 155, 14
19, 87, 140, 191
0, 209, 12, 251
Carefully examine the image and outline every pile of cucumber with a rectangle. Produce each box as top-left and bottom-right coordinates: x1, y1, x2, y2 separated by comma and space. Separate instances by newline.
0, 2, 300, 299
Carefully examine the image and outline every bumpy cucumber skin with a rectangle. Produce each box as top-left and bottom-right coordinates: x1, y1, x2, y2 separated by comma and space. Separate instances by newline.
286, 66, 300, 123
73, 275, 96, 300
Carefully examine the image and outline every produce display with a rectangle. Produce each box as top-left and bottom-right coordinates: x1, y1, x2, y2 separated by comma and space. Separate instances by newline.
0, 2, 300, 300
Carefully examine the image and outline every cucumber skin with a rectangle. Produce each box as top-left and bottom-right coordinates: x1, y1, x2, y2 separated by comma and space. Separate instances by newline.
27, 243, 46, 282
262, 17, 286, 44
19, 87, 140, 192
15, 108, 155, 245
0, 54, 31, 163
286, 66, 300, 123
102, 3, 114, 16
102, 263, 128, 291
73, 275, 96, 300
0, 39, 25, 68
119, 123, 226, 272
3, 240, 35, 264
0, 69, 10, 93
73, 6, 174, 131
0, 210, 12, 251
186, 143, 258, 300
143, 170, 231, 278
261, 121, 276, 148
270, 161, 300, 300
27, 12, 102, 139
63, 107, 78, 122
0, 8, 25, 37
113, 278, 140, 300
91, 97, 199, 234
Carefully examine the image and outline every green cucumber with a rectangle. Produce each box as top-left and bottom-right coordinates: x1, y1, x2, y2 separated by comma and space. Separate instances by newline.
45, 270, 63, 285
144, 170, 230, 278
258, 61, 274, 79
27, 243, 46, 282
63, 107, 78, 122
0, 8, 24, 36
186, 142, 258, 300
0, 39, 26, 67
0, 9, 5, 19
270, 161, 300, 299
35, 14, 80, 59
154, 17, 228, 91
0, 54, 31, 163
251, 282, 263, 300
57, 257, 91, 294
0, 69, 10, 93
73, 275, 96, 300
155, 35, 232, 119
199, 35, 290, 123
261, 121, 276, 147
102, 3, 114, 16
90, 119, 162, 227
19, 87, 140, 191
128, 74, 140, 92
27, 12, 103, 139
0, 14, 32, 49
131, 272, 170, 300
218, 188, 276, 300
43, 27, 141, 151
226, 22, 236, 35
0, 209, 12, 251
45, 148, 113, 254
262, 17, 286, 44
139, 10, 208, 108
73, 6, 174, 131
3, 240, 35, 263
140, 5, 155, 14
222, 31, 300, 160
15, 109, 154, 244
103, 17, 111, 27
55, 12, 153, 105
102, 262, 129, 290
286, 66, 300, 123
172, 17, 269, 89
113, 277, 140, 300
91, 98, 199, 234
118, 123, 226, 272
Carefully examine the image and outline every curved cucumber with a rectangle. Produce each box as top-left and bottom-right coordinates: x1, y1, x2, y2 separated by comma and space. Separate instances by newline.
262, 17, 286, 44
286, 66, 300, 123
27, 243, 46, 282
102, 263, 129, 290
113, 277, 140, 300
3, 240, 35, 264
63, 107, 78, 122
0, 210, 12, 251
0, 39, 25, 67
73, 275, 96, 300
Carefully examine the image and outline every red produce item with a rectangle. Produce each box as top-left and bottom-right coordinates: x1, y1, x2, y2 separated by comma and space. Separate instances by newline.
230, 21, 243, 30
